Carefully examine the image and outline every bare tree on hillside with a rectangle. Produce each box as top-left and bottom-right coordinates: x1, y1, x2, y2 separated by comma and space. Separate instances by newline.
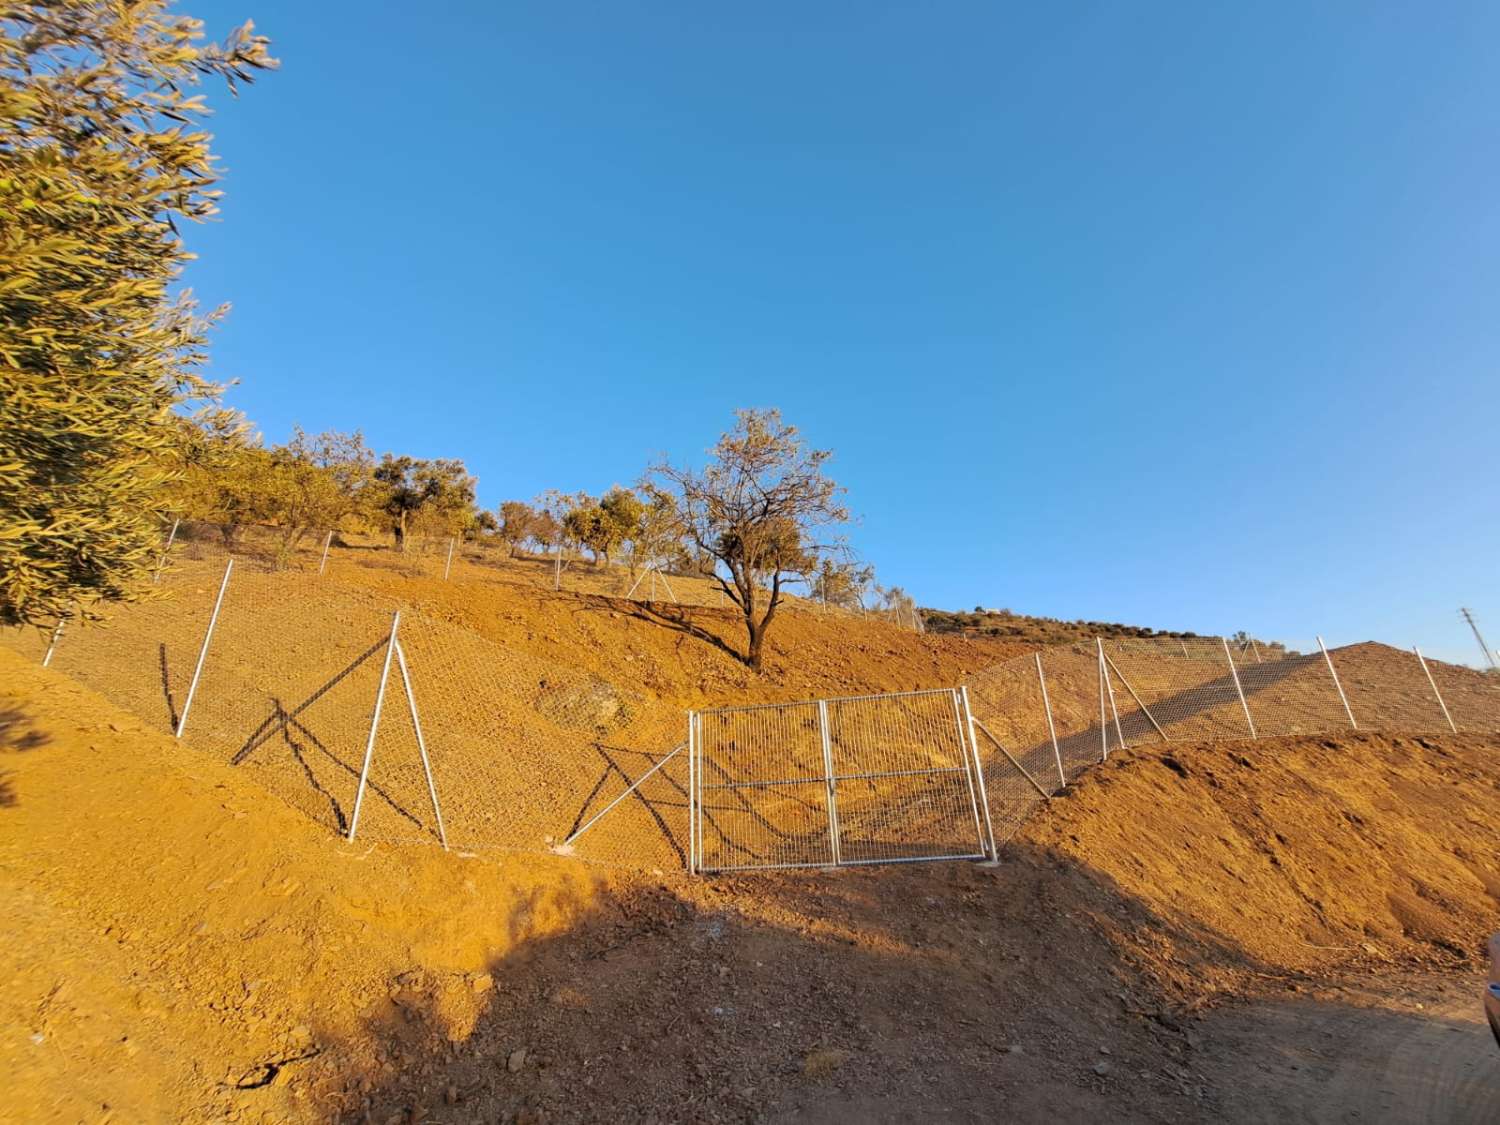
650, 409, 849, 670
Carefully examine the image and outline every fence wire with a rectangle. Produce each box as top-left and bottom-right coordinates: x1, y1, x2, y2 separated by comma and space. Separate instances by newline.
963, 635, 1500, 850
6, 534, 1499, 873
691, 689, 986, 873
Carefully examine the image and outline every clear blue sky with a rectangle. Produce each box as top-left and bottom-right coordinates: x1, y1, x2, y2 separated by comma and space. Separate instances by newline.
183, 2, 1499, 666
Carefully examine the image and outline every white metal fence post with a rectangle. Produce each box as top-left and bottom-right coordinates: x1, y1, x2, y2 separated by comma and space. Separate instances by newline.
1221, 637, 1258, 739
318, 529, 333, 575
564, 742, 687, 848
625, 568, 646, 599
1102, 651, 1168, 742
1097, 642, 1108, 761
1035, 653, 1065, 788
175, 557, 233, 739
153, 517, 180, 584
443, 537, 455, 580
972, 718, 1053, 800
1318, 635, 1358, 730
959, 686, 998, 860
42, 616, 66, 667
1097, 638, 1127, 752
687, 711, 697, 873
348, 611, 400, 842
817, 699, 842, 865
392, 637, 448, 850
1413, 646, 1457, 734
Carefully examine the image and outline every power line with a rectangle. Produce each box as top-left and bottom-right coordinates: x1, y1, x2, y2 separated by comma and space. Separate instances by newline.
1459, 607, 1499, 671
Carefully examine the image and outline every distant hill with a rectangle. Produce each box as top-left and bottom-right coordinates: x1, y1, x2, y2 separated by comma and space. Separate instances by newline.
921, 605, 1283, 654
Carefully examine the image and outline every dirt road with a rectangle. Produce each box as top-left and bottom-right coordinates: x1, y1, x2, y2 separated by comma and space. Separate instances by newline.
1203, 974, 1500, 1124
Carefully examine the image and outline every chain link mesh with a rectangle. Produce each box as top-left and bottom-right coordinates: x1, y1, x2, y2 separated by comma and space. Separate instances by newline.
963, 636, 1500, 849
6, 527, 1499, 873
691, 690, 986, 872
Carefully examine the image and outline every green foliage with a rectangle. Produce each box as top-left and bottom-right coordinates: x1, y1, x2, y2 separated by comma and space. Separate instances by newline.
556, 489, 643, 568
164, 407, 271, 546
652, 409, 850, 670
0, 3, 273, 626
372, 455, 476, 550
812, 556, 872, 609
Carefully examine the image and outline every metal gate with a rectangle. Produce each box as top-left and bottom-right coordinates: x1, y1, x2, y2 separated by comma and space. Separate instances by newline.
688, 687, 996, 873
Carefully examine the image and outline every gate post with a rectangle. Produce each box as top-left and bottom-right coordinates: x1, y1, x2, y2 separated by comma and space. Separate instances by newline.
687, 710, 697, 873
959, 687, 998, 860
816, 700, 842, 865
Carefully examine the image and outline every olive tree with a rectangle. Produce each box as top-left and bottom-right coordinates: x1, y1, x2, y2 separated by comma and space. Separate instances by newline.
651, 409, 849, 670
372, 456, 476, 551
0, 3, 273, 627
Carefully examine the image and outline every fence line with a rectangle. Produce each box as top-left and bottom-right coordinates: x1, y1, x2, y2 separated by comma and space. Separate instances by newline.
963, 635, 1500, 849
4, 545, 1498, 874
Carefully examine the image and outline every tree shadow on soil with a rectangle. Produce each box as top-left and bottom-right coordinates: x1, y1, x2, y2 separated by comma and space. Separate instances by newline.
609, 596, 746, 666
567, 741, 831, 870
273, 843, 1382, 1125
0, 704, 51, 808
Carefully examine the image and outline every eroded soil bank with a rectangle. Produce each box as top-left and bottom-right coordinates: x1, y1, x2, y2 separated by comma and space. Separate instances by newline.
2, 649, 1497, 1122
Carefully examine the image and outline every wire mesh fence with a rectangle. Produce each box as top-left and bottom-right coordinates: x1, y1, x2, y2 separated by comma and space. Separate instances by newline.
962, 635, 1500, 849
157, 519, 927, 626
687, 689, 989, 873
5, 528, 1499, 875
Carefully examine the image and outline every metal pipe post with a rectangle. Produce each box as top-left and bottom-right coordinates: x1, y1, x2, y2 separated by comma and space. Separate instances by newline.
1035, 653, 1065, 788
443, 537, 455, 580
393, 638, 448, 850
1317, 635, 1358, 729
1221, 637, 1257, 739
1097, 638, 1126, 752
566, 743, 687, 847
318, 529, 333, 575
972, 719, 1051, 800
1103, 653, 1168, 742
175, 557, 234, 739
817, 699, 842, 864
153, 517, 180, 584
1097, 642, 1108, 762
959, 686, 998, 860
1413, 646, 1457, 734
348, 611, 400, 842
42, 617, 66, 667
687, 711, 697, 873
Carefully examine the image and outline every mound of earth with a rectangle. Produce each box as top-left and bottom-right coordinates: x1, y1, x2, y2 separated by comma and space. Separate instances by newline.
2, 648, 1497, 1123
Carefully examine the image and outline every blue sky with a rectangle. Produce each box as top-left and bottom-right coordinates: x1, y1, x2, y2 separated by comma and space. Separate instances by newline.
183, 2, 1499, 666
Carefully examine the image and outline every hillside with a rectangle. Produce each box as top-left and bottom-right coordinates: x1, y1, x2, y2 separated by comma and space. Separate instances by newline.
919, 605, 1279, 652
3, 647, 1497, 1122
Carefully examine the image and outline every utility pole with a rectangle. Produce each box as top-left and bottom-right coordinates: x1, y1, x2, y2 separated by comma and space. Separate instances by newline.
1459, 607, 1499, 671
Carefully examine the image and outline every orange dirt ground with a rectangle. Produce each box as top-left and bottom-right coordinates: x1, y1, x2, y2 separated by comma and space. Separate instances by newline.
4, 645, 1498, 1123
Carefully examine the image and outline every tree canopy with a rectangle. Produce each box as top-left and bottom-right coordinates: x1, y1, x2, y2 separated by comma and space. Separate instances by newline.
0, 2, 274, 626
652, 409, 850, 669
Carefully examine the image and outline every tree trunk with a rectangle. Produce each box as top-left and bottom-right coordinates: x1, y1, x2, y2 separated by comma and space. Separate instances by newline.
393, 511, 407, 552
746, 615, 766, 671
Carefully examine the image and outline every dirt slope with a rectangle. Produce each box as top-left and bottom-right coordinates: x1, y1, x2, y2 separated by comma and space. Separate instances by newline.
4, 645, 1499, 1123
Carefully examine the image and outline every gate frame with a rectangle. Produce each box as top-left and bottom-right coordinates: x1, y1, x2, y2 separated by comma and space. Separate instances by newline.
689, 686, 992, 875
